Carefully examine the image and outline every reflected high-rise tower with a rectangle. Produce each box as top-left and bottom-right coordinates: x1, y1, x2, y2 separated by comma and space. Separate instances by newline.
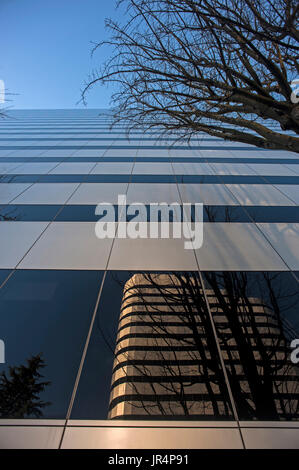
108, 273, 299, 420
1, 107, 299, 448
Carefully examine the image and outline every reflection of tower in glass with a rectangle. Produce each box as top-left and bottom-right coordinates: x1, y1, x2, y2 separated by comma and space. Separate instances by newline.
108, 273, 299, 420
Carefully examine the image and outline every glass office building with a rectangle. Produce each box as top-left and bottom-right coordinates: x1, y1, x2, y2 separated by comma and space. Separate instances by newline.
0, 109, 298, 448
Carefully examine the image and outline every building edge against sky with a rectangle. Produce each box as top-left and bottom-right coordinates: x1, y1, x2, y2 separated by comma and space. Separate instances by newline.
0, 108, 298, 448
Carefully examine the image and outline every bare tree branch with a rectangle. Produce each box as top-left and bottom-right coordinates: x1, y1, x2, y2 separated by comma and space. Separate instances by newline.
83, 0, 299, 152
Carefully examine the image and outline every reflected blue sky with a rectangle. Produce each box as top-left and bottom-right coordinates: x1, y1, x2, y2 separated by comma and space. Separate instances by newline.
1, 0, 122, 109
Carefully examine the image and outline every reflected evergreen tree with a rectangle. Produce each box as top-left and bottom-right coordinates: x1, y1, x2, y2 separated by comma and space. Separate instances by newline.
83, 0, 299, 152
0, 354, 51, 418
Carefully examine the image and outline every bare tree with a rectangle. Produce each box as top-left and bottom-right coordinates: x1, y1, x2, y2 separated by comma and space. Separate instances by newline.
83, 0, 299, 152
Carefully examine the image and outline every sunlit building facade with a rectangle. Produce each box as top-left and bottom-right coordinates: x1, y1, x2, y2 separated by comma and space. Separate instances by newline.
0, 109, 298, 448
109, 273, 299, 421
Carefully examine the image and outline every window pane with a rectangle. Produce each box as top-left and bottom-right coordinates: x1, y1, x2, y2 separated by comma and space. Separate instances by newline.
0, 269, 103, 419
71, 271, 234, 420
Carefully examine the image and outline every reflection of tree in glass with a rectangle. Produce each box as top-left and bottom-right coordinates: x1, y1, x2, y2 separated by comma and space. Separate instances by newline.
204, 271, 299, 421
0, 354, 51, 418
108, 271, 299, 421
109, 272, 232, 420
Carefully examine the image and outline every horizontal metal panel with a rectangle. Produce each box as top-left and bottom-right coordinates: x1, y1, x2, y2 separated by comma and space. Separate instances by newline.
0, 426, 63, 449
61, 426, 243, 449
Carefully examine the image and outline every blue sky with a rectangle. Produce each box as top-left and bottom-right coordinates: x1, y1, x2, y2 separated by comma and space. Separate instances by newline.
1, 0, 122, 109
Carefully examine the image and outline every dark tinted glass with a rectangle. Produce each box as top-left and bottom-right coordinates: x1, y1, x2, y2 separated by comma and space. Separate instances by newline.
55, 205, 98, 222
9, 155, 294, 165
2, 174, 298, 185
53, 205, 298, 223
203, 206, 250, 223
203, 206, 299, 223
0, 205, 61, 221
0, 270, 12, 287
203, 271, 299, 421
57, 205, 176, 222
245, 206, 299, 223
0, 269, 103, 419
0, 175, 40, 183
